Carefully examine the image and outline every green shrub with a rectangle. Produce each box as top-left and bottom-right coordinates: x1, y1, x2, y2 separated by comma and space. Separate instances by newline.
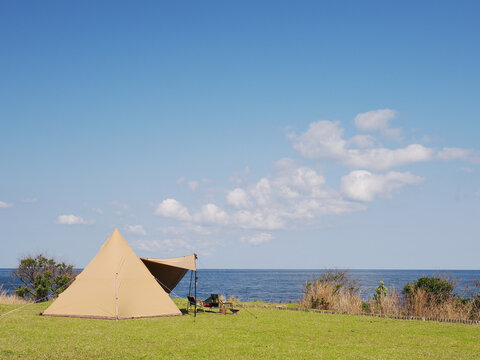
13, 254, 76, 302
403, 276, 453, 302
373, 281, 388, 302
361, 301, 371, 313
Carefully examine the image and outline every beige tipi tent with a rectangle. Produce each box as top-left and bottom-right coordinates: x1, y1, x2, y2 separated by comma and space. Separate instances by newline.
43, 228, 195, 319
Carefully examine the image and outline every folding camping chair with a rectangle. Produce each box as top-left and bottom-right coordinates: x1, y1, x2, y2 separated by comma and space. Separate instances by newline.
187, 296, 205, 313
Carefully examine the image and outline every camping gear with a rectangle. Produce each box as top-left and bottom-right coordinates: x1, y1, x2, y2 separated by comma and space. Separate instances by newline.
42, 229, 196, 320
187, 296, 205, 313
204, 293, 220, 307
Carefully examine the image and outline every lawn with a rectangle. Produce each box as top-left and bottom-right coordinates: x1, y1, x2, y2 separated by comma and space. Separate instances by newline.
0, 300, 479, 359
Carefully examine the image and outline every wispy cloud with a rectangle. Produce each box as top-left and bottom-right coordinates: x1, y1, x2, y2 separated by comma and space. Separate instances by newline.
152, 109, 479, 247
111, 201, 129, 216
292, 120, 433, 171
354, 109, 397, 132
20, 197, 38, 203
341, 170, 425, 202
459, 167, 474, 174
155, 158, 364, 232
438, 147, 480, 163
0, 201, 13, 208
241, 232, 273, 245
55, 214, 92, 225
188, 180, 199, 191
125, 224, 147, 236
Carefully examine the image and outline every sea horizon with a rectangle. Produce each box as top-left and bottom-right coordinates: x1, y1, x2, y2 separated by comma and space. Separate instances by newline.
2, 268, 479, 303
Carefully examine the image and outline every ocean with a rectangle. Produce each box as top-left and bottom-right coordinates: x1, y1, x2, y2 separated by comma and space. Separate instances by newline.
1, 268, 479, 302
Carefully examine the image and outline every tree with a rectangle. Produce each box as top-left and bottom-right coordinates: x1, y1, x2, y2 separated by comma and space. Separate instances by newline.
13, 254, 76, 302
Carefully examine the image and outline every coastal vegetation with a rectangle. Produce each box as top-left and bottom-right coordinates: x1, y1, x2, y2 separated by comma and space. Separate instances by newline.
0, 286, 30, 305
1, 300, 479, 359
301, 271, 480, 322
12, 254, 75, 302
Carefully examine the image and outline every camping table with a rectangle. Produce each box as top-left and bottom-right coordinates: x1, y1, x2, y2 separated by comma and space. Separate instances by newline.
220, 302, 240, 315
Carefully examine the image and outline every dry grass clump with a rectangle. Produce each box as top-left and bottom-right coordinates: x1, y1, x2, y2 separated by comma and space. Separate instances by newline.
368, 288, 401, 316
402, 289, 474, 320
301, 272, 480, 321
219, 294, 241, 304
228, 295, 241, 303
301, 270, 362, 313
0, 286, 32, 305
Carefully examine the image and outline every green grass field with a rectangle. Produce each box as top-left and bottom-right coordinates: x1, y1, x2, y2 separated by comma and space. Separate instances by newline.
1, 300, 479, 359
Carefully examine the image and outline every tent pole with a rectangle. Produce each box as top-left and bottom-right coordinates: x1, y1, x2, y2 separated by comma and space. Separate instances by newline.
188, 270, 193, 298
115, 273, 119, 323
194, 270, 197, 318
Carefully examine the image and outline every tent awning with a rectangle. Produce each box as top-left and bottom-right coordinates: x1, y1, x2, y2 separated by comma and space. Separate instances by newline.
141, 254, 197, 294
141, 255, 197, 271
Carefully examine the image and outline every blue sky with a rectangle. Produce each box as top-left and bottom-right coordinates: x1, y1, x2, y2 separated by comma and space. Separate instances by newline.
1, 1, 479, 268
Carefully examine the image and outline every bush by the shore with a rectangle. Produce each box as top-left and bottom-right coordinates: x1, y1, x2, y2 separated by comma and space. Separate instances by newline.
0, 286, 31, 305
301, 270, 480, 321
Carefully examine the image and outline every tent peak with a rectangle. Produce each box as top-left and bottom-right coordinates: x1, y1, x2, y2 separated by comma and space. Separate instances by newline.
109, 228, 125, 240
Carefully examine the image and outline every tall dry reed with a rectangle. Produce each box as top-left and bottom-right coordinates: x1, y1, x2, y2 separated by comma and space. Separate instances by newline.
0, 286, 31, 305
301, 278, 363, 313
402, 289, 473, 320
368, 287, 401, 316
301, 274, 480, 321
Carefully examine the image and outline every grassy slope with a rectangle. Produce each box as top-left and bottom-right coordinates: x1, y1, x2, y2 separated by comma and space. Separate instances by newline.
0, 301, 479, 360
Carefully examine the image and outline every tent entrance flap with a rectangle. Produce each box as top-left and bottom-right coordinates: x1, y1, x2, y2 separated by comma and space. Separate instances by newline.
141, 254, 197, 294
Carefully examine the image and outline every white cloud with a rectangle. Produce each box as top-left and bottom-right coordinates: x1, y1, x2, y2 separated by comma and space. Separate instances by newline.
111, 201, 129, 210
134, 238, 193, 253
227, 188, 250, 209
341, 170, 425, 202
21, 197, 38, 203
233, 209, 285, 230
111, 201, 129, 216
149, 109, 480, 248
0, 201, 13, 208
162, 225, 213, 236
348, 134, 375, 148
188, 180, 199, 191
344, 144, 434, 170
176, 177, 185, 185
193, 203, 229, 225
475, 190, 480, 197
459, 167, 474, 174
134, 237, 215, 257
438, 147, 473, 161
126, 224, 147, 236
92, 208, 103, 214
382, 127, 403, 142
229, 166, 251, 186
250, 178, 272, 206
155, 160, 363, 231
55, 214, 90, 225
272, 158, 327, 198
155, 199, 191, 221
241, 232, 273, 245
293, 120, 433, 170
293, 120, 347, 160
354, 109, 397, 132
